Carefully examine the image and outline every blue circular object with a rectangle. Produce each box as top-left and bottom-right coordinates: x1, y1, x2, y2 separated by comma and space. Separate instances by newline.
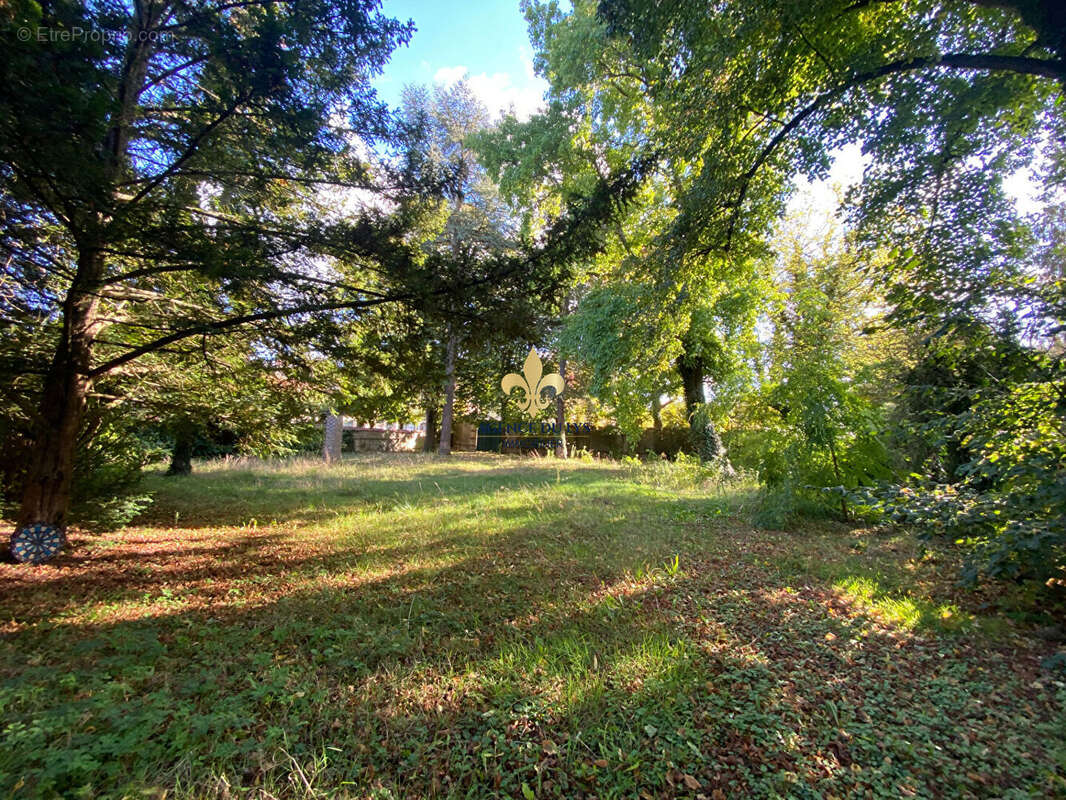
11, 522, 64, 564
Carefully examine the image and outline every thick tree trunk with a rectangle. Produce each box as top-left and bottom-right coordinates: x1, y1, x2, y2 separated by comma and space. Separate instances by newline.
677, 357, 705, 419
438, 331, 457, 456
17, 249, 104, 530
18, 381, 87, 530
554, 357, 568, 458
15, 21, 158, 544
166, 427, 194, 476
423, 403, 438, 453
677, 356, 726, 463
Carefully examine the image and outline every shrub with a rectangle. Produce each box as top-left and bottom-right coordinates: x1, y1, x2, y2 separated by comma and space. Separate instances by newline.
70, 412, 163, 529
855, 376, 1065, 585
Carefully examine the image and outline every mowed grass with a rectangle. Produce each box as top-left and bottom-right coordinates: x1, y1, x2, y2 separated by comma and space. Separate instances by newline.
1, 453, 1064, 799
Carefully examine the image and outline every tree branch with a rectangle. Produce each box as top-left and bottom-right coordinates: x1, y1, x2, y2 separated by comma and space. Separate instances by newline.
87, 295, 403, 378
120, 90, 254, 211
720, 50, 1066, 250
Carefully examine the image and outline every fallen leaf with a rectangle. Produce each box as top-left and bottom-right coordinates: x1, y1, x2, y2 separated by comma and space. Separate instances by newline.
827, 740, 852, 766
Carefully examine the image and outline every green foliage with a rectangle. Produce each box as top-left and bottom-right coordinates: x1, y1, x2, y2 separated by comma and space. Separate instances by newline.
394, 80, 551, 425
729, 210, 899, 525
0, 0, 1059, 615
0, 405, 161, 530
597, 0, 1064, 290
558, 282, 681, 439
1, 0, 642, 531
477, 0, 768, 441
582, 0, 1063, 586
622, 449, 742, 491
858, 365, 1066, 585
687, 403, 726, 463
68, 414, 162, 530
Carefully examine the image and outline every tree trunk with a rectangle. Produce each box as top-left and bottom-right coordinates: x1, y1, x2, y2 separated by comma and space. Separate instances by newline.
17, 249, 104, 530
678, 357, 705, 416
497, 351, 509, 452
15, 22, 158, 543
423, 403, 438, 453
651, 394, 663, 452
18, 379, 87, 530
167, 426, 194, 476
438, 330, 457, 456
554, 356, 568, 458
677, 355, 726, 463
827, 436, 849, 520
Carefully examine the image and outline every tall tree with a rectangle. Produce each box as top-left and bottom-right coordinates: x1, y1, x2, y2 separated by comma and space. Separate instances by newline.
1, 2, 642, 547
740, 205, 905, 522
400, 81, 544, 454
0, 0, 418, 534
478, 0, 764, 454
596, 0, 1065, 331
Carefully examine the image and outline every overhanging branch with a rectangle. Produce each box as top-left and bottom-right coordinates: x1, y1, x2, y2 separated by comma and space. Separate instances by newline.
86, 156, 651, 380
720, 50, 1066, 250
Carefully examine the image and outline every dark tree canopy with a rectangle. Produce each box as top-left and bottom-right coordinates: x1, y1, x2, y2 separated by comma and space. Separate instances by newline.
0, 0, 645, 535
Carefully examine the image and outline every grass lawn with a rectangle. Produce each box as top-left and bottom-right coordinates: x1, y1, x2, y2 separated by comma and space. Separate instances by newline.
1, 453, 1064, 799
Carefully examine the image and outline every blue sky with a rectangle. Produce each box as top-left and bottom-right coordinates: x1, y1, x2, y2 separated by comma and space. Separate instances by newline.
373, 0, 549, 119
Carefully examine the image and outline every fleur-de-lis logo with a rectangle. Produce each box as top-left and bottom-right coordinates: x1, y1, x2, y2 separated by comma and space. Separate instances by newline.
502, 347, 565, 417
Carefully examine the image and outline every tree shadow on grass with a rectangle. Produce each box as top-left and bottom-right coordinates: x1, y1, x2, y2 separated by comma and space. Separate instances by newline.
6, 504, 627, 619
1, 508, 1062, 798
1, 465, 662, 625
756, 524, 1015, 632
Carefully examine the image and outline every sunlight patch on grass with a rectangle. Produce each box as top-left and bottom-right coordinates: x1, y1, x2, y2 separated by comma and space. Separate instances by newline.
831, 575, 967, 631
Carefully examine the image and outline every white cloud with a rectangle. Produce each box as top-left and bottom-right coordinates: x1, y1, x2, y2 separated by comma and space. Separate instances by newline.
432, 65, 547, 121
433, 65, 468, 85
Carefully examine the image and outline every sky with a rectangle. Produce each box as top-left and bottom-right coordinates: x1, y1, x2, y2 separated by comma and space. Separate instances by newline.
373, 0, 549, 120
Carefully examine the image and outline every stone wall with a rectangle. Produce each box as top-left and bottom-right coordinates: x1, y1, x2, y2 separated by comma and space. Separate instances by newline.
635, 426, 691, 458
344, 428, 420, 453
343, 422, 478, 453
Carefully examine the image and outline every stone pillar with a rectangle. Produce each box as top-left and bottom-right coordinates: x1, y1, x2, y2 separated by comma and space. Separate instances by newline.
323, 413, 343, 463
